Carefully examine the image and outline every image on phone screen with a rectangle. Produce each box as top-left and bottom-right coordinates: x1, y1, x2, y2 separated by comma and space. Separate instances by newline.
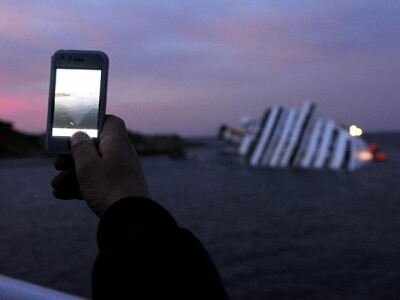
52, 68, 101, 138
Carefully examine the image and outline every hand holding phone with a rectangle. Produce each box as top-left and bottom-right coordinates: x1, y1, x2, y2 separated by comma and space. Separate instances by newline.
52, 115, 151, 217
46, 50, 109, 153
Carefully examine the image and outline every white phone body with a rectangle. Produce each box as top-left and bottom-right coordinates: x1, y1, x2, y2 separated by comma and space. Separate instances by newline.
46, 49, 109, 153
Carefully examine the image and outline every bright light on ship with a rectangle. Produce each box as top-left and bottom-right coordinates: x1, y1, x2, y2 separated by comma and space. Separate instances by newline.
357, 151, 373, 161
349, 125, 363, 137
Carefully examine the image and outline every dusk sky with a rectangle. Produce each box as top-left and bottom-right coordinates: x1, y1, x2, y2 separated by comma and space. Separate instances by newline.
0, 1, 399, 136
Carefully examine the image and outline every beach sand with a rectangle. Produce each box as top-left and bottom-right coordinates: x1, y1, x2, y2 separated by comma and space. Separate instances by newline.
0, 133, 399, 299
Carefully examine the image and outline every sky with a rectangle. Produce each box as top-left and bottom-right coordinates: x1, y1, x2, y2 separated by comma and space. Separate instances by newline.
0, 0, 399, 136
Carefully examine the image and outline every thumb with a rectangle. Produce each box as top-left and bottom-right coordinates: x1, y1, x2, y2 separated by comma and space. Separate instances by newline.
70, 131, 100, 171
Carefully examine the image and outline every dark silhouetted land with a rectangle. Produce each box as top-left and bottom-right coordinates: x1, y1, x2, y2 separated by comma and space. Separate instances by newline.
0, 119, 191, 158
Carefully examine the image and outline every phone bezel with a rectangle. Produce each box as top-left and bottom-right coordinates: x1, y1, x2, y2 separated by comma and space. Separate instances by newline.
45, 50, 109, 153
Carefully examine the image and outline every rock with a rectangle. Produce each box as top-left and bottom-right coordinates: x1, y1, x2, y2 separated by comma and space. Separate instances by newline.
127, 132, 187, 159
0, 120, 45, 158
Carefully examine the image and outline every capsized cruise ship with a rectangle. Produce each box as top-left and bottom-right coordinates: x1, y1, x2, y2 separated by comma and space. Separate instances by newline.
218, 101, 373, 171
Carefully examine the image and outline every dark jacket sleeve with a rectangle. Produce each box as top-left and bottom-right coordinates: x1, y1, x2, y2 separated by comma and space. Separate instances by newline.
92, 197, 229, 299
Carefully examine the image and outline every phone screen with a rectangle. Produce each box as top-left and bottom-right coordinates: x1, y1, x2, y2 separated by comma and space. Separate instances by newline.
52, 68, 102, 138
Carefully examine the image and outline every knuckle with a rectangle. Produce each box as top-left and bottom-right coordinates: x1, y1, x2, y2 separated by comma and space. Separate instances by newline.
72, 138, 92, 151
106, 115, 126, 130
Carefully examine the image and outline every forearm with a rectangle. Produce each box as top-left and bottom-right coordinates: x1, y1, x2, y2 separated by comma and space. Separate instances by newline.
92, 197, 228, 299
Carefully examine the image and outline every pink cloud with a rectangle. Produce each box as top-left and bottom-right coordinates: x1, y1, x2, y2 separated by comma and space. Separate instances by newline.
0, 3, 54, 49
176, 9, 322, 73
0, 92, 47, 133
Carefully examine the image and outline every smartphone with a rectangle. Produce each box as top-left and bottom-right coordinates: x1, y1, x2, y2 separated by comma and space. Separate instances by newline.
46, 49, 109, 153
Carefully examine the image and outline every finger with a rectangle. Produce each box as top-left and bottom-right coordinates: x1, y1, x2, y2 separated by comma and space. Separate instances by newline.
70, 131, 100, 169
51, 171, 82, 198
53, 189, 82, 200
51, 170, 83, 199
54, 154, 74, 171
99, 115, 133, 157
101, 114, 129, 142
51, 169, 77, 190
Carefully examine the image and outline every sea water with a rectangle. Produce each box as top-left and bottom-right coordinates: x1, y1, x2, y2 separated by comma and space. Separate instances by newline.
0, 134, 399, 299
